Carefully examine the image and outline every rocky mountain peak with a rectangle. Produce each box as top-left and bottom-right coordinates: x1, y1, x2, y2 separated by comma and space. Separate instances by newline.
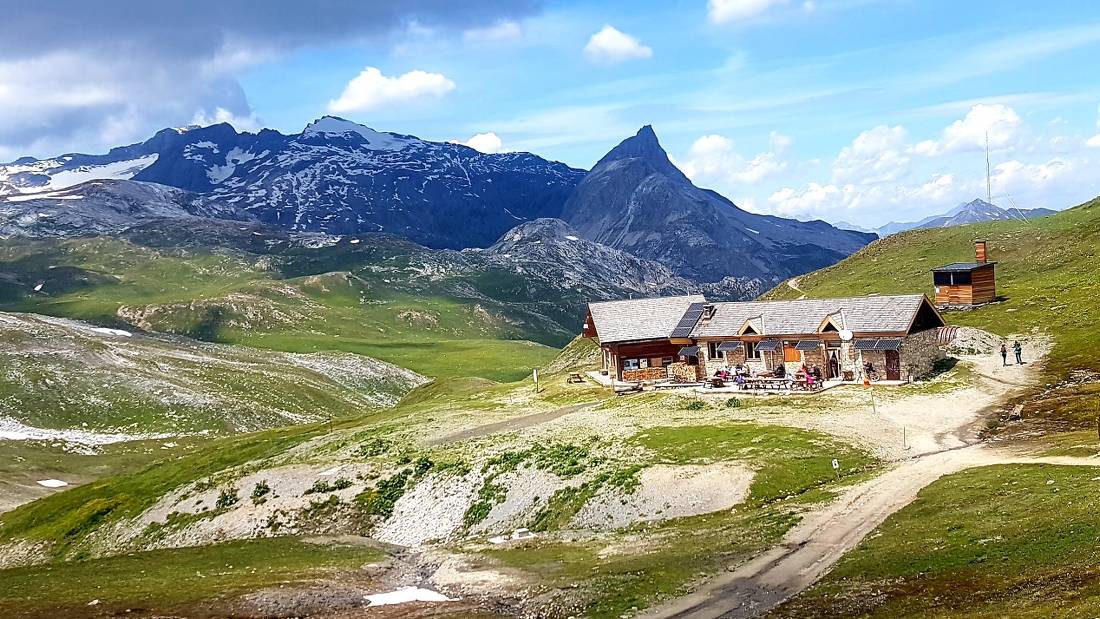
594, 125, 686, 180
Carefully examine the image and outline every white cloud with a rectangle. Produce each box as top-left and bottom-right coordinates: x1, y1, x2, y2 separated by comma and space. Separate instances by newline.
453, 131, 504, 153
678, 134, 787, 186
911, 103, 1022, 156
768, 131, 793, 153
190, 106, 262, 132
1088, 103, 1100, 148
832, 125, 910, 184
583, 25, 653, 64
328, 67, 455, 114
463, 20, 523, 43
708, 0, 789, 23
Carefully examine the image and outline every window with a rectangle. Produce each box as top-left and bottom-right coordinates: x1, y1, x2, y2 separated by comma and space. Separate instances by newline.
933, 271, 972, 286
623, 358, 639, 371
826, 340, 842, 350
662, 356, 674, 366
745, 342, 761, 360
707, 342, 723, 359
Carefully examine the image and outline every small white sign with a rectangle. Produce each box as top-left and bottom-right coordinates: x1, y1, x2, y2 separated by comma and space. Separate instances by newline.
831, 459, 839, 471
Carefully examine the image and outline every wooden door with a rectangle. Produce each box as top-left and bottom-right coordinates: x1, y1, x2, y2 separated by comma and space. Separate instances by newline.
783, 344, 800, 363
885, 350, 901, 381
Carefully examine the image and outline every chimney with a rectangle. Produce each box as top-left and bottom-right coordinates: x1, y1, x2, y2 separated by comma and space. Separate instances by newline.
975, 240, 988, 264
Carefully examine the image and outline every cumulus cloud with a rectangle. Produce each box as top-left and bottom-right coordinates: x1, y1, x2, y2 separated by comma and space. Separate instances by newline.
768, 131, 793, 153
911, 103, 1022, 156
453, 132, 505, 153
328, 67, 456, 114
190, 106, 262, 132
678, 134, 787, 186
584, 26, 653, 64
832, 125, 910, 184
708, 0, 789, 23
0, 1, 537, 158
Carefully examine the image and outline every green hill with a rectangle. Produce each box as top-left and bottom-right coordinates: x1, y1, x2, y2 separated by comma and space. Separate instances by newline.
766, 196, 1100, 437
0, 224, 568, 381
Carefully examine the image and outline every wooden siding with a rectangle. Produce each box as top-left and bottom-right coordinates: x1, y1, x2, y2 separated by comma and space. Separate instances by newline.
934, 265, 995, 306
970, 266, 996, 304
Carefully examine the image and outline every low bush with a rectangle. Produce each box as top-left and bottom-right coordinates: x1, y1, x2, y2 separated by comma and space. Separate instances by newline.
215, 488, 239, 510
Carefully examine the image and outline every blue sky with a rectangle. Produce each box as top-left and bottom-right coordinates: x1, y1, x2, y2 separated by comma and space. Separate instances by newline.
3, 0, 1100, 226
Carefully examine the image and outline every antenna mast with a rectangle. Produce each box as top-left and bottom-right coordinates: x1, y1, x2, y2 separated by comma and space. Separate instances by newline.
990, 130, 998, 203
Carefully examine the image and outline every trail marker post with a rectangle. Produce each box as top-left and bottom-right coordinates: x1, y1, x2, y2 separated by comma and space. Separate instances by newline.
831, 458, 840, 480
533, 368, 539, 394
864, 376, 877, 414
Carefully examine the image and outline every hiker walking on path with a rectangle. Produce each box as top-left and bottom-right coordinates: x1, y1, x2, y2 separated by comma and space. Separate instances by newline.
1000, 343, 1008, 366
1014, 340, 1024, 365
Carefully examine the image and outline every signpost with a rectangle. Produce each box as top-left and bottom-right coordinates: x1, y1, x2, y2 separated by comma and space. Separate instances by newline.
831, 458, 840, 480
533, 368, 539, 393
864, 375, 877, 414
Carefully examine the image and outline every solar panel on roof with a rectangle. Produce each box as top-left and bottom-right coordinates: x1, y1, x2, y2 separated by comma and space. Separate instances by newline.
853, 339, 878, 350
875, 338, 903, 350
795, 340, 821, 351
677, 345, 700, 357
755, 339, 781, 352
716, 341, 743, 352
670, 303, 707, 338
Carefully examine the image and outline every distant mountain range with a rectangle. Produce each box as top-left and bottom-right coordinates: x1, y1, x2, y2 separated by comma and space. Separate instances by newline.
846, 199, 1058, 236
1, 119, 874, 297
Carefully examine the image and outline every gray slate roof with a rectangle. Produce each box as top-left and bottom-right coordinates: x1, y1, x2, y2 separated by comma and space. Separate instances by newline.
690, 294, 932, 338
587, 295, 706, 344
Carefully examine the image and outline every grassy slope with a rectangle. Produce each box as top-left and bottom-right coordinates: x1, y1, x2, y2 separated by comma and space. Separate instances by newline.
0, 312, 422, 434
482, 421, 880, 619
0, 348, 883, 617
766, 197, 1100, 432
761, 197, 1100, 616
772, 464, 1100, 618
0, 234, 561, 381
0, 537, 385, 618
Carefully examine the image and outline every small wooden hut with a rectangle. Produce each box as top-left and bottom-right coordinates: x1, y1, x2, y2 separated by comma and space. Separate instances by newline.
932, 240, 997, 307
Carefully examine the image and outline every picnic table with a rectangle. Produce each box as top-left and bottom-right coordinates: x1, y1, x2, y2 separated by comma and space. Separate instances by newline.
741, 377, 793, 391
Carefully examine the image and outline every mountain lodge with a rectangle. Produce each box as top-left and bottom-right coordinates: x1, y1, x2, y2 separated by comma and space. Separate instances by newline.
932, 240, 997, 307
582, 293, 947, 386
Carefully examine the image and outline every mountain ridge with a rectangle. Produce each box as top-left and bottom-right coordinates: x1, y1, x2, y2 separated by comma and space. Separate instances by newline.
873, 198, 1057, 235
3, 120, 875, 292
560, 126, 876, 283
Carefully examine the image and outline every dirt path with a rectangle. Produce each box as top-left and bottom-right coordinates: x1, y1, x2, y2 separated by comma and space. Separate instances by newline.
643, 446, 1100, 619
642, 335, 1062, 619
426, 403, 594, 446
785, 278, 806, 300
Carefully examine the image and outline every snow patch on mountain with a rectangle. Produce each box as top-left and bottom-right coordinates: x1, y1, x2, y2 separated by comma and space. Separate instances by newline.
302, 116, 414, 151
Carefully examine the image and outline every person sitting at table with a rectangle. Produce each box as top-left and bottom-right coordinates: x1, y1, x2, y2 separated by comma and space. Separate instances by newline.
806, 371, 816, 390
811, 365, 823, 381
773, 363, 786, 378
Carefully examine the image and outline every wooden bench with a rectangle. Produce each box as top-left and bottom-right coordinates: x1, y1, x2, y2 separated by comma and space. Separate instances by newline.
567, 372, 586, 384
